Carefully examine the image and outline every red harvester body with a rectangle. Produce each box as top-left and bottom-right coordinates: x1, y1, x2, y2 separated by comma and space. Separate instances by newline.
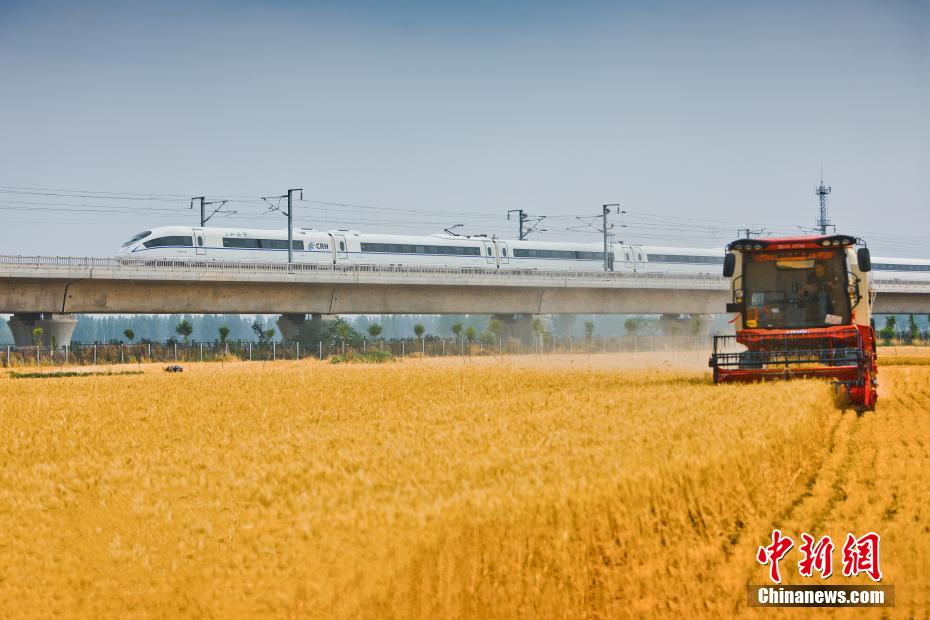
709, 234, 877, 411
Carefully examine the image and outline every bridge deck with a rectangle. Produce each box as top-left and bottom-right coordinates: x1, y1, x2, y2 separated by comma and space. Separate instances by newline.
0, 255, 927, 314
0, 255, 729, 289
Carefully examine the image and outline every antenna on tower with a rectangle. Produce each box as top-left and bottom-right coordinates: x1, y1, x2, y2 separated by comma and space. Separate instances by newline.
815, 167, 833, 235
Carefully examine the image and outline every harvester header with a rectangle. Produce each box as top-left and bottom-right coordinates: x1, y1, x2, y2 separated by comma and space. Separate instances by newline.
710, 233, 877, 411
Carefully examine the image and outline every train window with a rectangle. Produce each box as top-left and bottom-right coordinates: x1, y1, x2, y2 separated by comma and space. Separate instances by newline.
514, 249, 603, 260
502, 248, 507, 257
143, 236, 193, 248
223, 238, 261, 249
360, 243, 480, 256
646, 254, 724, 265
487, 247, 492, 256
222, 237, 300, 250
873, 263, 930, 272
257, 239, 303, 250
122, 230, 151, 247
339, 241, 345, 251
196, 236, 203, 247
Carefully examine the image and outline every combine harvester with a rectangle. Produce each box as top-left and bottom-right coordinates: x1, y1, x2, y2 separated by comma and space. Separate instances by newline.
709, 234, 877, 411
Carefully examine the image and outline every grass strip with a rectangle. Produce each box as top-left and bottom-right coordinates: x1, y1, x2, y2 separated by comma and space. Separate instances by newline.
9, 370, 145, 379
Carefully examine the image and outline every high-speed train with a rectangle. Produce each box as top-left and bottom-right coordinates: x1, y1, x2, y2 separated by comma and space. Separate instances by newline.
118, 225, 724, 273
118, 225, 930, 279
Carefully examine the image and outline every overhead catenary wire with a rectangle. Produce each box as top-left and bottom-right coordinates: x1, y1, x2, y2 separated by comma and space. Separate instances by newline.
1, 184, 927, 255
0, 186, 789, 235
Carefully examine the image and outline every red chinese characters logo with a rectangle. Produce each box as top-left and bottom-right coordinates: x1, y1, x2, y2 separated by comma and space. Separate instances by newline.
842, 532, 883, 582
757, 530, 882, 583
756, 529, 794, 583
798, 533, 834, 578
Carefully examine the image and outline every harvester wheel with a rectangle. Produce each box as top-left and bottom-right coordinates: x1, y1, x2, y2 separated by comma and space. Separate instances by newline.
837, 375, 878, 414
861, 372, 878, 412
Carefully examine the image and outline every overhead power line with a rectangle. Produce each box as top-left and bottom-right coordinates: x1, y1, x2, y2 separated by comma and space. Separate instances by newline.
2, 184, 928, 255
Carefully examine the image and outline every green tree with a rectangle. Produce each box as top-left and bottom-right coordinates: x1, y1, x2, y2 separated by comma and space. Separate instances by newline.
218, 325, 230, 343
367, 323, 383, 339
324, 318, 362, 348
251, 320, 274, 345
908, 314, 919, 342
531, 318, 546, 342
413, 323, 425, 340
624, 318, 639, 336
531, 318, 547, 350
31, 327, 43, 346
335, 320, 352, 342
175, 319, 193, 344
487, 318, 504, 341
879, 315, 897, 344
123, 328, 135, 343
479, 330, 496, 346
451, 323, 463, 340
584, 320, 595, 341
690, 315, 704, 337
464, 325, 477, 343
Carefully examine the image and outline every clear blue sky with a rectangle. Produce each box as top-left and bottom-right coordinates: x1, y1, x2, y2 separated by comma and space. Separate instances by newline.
0, 0, 927, 255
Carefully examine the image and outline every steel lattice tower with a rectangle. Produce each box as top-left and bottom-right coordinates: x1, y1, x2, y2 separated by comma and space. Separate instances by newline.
815, 171, 832, 234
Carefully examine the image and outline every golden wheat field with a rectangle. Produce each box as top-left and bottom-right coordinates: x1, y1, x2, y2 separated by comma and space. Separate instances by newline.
0, 353, 928, 619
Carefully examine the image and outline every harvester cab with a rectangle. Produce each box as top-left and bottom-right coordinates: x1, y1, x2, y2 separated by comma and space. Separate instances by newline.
710, 234, 877, 411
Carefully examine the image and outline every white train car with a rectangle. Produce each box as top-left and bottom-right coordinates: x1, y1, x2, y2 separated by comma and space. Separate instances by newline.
121, 226, 333, 264
336, 231, 493, 268
504, 239, 606, 270
341, 233, 609, 270
870, 256, 930, 282
624, 245, 725, 274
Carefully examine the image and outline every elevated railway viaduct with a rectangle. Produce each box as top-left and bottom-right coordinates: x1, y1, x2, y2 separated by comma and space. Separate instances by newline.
2, 256, 928, 346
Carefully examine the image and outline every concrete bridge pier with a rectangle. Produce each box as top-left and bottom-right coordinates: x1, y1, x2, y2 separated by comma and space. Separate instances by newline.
7, 313, 78, 348
276, 313, 332, 342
